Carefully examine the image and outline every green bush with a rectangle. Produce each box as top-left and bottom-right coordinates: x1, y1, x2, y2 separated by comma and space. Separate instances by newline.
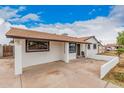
114, 72, 124, 82
117, 48, 124, 51
116, 48, 124, 57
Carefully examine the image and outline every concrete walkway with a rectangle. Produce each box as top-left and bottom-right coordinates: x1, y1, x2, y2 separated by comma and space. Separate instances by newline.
0, 57, 119, 88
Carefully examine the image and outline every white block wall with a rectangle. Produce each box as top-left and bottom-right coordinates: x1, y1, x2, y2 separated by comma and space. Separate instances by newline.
87, 54, 119, 79
100, 57, 119, 78
87, 55, 115, 61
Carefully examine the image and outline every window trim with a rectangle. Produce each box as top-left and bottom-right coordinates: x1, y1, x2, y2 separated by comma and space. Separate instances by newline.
93, 44, 97, 49
26, 39, 49, 52
69, 43, 76, 53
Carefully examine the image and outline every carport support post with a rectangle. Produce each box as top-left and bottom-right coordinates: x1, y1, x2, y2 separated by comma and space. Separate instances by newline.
14, 39, 23, 75
64, 42, 69, 63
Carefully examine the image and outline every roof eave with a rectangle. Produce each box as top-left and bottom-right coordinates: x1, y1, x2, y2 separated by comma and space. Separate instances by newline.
6, 35, 91, 44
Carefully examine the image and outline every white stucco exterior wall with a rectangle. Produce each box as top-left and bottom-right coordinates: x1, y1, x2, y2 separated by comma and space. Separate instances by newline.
69, 53, 76, 60
14, 39, 78, 74
14, 38, 77, 69
14, 37, 103, 75
20, 39, 66, 68
14, 39, 77, 67
85, 38, 99, 57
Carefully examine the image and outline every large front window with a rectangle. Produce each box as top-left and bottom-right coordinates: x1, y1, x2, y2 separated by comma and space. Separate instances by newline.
69, 43, 76, 53
26, 39, 49, 52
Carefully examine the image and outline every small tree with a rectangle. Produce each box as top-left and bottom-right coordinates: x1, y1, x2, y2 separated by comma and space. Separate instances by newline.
116, 48, 124, 58
117, 32, 124, 46
116, 32, 124, 57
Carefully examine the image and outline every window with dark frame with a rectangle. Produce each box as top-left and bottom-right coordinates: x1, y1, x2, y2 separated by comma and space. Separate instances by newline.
69, 43, 76, 53
26, 39, 49, 52
88, 44, 90, 49
93, 44, 97, 49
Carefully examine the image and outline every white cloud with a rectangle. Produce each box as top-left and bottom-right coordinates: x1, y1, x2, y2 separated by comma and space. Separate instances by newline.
109, 6, 124, 26
31, 17, 119, 45
31, 24, 78, 37
11, 24, 28, 29
0, 6, 25, 20
0, 18, 4, 25
0, 6, 40, 44
22, 13, 39, 21
31, 6, 124, 45
0, 19, 11, 44
0, 6, 40, 24
0, 18, 28, 44
9, 13, 40, 23
1, 6, 124, 45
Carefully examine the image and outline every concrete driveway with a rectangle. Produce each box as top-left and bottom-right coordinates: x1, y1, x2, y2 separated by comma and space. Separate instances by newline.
0, 57, 119, 88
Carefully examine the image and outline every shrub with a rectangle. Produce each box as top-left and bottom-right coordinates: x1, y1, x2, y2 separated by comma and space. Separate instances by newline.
114, 72, 124, 82
116, 48, 124, 57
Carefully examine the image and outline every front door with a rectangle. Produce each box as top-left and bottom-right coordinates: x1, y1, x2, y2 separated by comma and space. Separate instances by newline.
77, 44, 80, 56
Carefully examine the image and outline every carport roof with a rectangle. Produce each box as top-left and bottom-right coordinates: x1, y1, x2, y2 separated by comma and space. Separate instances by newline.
6, 27, 91, 43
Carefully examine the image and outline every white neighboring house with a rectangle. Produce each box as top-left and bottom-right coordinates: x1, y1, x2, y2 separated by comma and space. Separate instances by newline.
105, 44, 117, 51
6, 27, 104, 75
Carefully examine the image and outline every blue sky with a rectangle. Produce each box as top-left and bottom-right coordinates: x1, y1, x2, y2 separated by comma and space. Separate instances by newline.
0, 5, 124, 44
1, 5, 112, 27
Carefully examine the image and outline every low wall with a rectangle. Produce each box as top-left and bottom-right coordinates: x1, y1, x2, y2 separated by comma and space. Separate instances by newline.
87, 54, 115, 61
87, 55, 119, 79
100, 57, 119, 78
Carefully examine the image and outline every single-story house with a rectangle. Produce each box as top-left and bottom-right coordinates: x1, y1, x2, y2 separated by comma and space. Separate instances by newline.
6, 27, 103, 75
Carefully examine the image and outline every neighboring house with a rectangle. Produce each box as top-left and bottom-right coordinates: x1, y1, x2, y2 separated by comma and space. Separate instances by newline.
6, 27, 102, 75
105, 44, 118, 51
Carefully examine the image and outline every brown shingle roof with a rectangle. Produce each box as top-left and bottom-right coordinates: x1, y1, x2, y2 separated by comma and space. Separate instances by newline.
6, 27, 90, 43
